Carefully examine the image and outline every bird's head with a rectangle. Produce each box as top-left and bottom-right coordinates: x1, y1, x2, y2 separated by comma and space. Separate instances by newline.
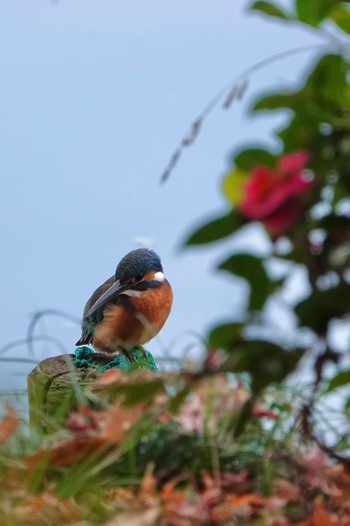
85, 248, 167, 318
115, 248, 164, 286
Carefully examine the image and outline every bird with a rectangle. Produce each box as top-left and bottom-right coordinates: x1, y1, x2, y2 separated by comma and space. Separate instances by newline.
75, 248, 173, 362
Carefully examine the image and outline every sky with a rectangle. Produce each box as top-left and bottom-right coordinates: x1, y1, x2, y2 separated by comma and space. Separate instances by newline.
0, 0, 325, 397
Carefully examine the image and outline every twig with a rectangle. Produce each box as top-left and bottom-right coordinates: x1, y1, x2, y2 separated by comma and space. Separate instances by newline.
0, 335, 68, 357
300, 403, 350, 468
26, 309, 80, 356
160, 42, 339, 183
299, 345, 349, 467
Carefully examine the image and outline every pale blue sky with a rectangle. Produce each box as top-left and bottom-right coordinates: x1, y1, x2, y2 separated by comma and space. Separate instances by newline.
0, 1, 322, 392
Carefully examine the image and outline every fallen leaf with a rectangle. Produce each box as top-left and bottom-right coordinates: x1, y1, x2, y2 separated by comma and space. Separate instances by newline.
104, 507, 160, 526
0, 406, 18, 445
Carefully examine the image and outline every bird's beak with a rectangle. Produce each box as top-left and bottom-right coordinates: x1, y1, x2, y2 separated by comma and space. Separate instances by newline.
85, 279, 125, 318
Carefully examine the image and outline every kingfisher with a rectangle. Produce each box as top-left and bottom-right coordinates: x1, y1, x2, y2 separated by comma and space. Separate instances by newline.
75, 248, 173, 362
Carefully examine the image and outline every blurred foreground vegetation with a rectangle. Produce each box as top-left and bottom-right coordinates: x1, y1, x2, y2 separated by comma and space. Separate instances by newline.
2, 0, 350, 524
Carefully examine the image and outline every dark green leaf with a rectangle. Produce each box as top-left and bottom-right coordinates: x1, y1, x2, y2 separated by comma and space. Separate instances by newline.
253, 94, 294, 112
218, 253, 271, 311
224, 340, 304, 393
296, 0, 341, 26
207, 322, 243, 350
253, 55, 350, 114
330, 4, 350, 34
250, 1, 291, 20
230, 397, 256, 437
277, 113, 320, 152
303, 55, 350, 106
167, 386, 191, 413
110, 379, 166, 405
295, 284, 350, 333
345, 397, 350, 412
183, 210, 244, 246
325, 370, 350, 393
137, 425, 199, 481
234, 148, 276, 171
252, 54, 350, 155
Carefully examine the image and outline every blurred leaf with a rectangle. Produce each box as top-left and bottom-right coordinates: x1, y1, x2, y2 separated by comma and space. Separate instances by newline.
330, 4, 350, 33
325, 370, 350, 393
252, 54, 350, 159
218, 253, 271, 311
277, 113, 322, 153
167, 386, 191, 414
253, 55, 350, 114
222, 168, 248, 206
250, 1, 291, 20
231, 397, 256, 436
295, 284, 350, 333
207, 322, 243, 350
303, 55, 350, 106
0, 406, 18, 445
253, 94, 293, 112
183, 210, 244, 245
296, 0, 342, 26
111, 379, 166, 405
225, 340, 304, 393
137, 425, 197, 482
234, 148, 276, 171
345, 397, 350, 412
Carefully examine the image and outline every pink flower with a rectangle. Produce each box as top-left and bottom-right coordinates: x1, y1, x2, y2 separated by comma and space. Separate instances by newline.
253, 408, 279, 420
175, 394, 204, 436
206, 348, 226, 370
239, 151, 312, 235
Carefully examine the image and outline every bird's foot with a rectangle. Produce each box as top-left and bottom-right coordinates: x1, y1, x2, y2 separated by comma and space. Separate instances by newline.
122, 348, 136, 362
120, 346, 148, 362
131, 346, 148, 360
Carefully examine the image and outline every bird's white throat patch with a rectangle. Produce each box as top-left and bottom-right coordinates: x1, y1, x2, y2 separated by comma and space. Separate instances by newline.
154, 271, 165, 282
121, 289, 142, 298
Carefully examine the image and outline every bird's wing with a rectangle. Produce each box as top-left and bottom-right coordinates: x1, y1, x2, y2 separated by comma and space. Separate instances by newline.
76, 275, 115, 345
82, 275, 115, 319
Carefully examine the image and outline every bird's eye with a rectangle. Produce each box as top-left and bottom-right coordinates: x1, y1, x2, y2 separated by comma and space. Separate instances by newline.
135, 272, 144, 281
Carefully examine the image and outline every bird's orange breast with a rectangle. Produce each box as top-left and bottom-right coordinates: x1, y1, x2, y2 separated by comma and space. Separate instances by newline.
92, 280, 173, 352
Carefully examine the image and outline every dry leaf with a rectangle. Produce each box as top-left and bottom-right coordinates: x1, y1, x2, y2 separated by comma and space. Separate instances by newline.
0, 406, 18, 445
104, 507, 160, 526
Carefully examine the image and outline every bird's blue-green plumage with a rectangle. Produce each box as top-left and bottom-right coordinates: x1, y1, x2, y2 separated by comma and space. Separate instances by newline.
77, 248, 164, 346
115, 248, 163, 283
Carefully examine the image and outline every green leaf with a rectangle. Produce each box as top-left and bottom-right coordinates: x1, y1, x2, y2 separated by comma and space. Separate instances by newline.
296, 0, 339, 26
167, 386, 191, 413
222, 168, 248, 206
234, 148, 276, 171
110, 378, 166, 405
218, 253, 271, 311
224, 340, 304, 393
345, 397, 350, 412
183, 209, 244, 246
330, 4, 350, 33
250, 1, 291, 20
252, 54, 350, 155
253, 93, 294, 112
303, 55, 350, 106
253, 55, 350, 116
277, 113, 320, 152
325, 370, 350, 393
295, 284, 350, 333
207, 322, 243, 350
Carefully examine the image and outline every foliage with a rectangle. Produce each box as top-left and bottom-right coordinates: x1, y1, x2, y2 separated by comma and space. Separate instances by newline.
1, 372, 350, 525
184, 0, 350, 457
2, 1, 350, 524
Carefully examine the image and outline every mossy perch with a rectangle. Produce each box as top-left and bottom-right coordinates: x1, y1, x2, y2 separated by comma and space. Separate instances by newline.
27, 347, 157, 434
